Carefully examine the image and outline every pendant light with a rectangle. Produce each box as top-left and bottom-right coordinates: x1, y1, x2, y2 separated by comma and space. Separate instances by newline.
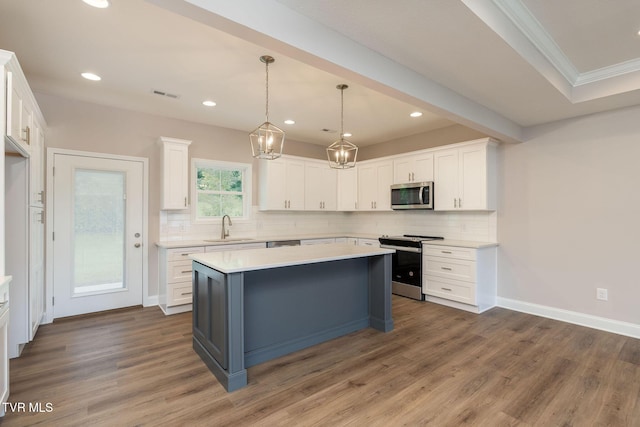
327, 84, 357, 169
250, 55, 285, 160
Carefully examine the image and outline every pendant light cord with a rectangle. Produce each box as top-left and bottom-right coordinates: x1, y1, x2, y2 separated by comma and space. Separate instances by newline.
265, 60, 270, 123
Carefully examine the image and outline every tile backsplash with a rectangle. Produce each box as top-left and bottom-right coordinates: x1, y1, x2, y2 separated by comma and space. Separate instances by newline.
160, 207, 497, 242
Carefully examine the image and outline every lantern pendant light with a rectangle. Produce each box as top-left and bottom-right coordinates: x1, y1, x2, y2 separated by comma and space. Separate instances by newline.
250, 55, 285, 160
327, 84, 357, 169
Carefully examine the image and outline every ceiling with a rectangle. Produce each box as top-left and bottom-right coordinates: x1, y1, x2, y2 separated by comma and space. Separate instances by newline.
2, 0, 640, 146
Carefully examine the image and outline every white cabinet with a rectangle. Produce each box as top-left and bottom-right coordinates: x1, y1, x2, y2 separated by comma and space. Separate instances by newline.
259, 156, 305, 210
422, 244, 496, 313
434, 139, 496, 211
357, 160, 393, 211
393, 152, 434, 184
337, 167, 358, 211
6, 71, 29, 148
29, 208, 45, 340
159, 246, 204, 315
357, 238, 380, 247
158, 242, 266, 315
304, 161, 337, 211
159, 137, 191, 210
3, 51, 47, 359
0, 277, 11, 413
29, 124, 45, 207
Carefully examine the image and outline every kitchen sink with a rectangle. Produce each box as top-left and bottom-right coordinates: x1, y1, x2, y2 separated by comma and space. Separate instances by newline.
203, 238, 256, 243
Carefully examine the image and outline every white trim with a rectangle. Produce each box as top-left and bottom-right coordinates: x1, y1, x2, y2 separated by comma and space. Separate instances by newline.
464, 0, 640, 103
45, 148, 150, 323
191, 157, 253, 223
497, 297, 640, 339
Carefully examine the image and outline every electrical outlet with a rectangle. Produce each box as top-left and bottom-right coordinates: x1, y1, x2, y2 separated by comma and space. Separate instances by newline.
596, 288, 608, 301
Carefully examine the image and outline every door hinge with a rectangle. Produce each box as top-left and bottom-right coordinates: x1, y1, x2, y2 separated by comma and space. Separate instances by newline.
52, 166, 55, 176
52, 231, 55, 241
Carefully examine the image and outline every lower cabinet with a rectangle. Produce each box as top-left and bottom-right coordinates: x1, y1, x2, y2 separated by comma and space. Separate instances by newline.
159, 246, 204, 315
159, 242, 266, 315
422, 244, 496, 313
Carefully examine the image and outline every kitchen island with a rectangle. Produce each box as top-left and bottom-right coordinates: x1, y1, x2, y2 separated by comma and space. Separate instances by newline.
190, 243, 394, 392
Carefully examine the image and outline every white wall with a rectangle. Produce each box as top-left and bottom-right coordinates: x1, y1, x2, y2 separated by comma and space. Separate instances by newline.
498, 105, 640, 326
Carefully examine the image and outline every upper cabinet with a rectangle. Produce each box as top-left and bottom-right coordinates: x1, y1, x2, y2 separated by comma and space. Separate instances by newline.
357, 159, 393, 211
159, 137, 191, 210
256, 140, 498, 212
393, 152, 434, 184
434, 139, 497, 211
2, 50, 46, 158
259, 156, 305, 210
304, 160, 337, 211
337, 166, 358, 211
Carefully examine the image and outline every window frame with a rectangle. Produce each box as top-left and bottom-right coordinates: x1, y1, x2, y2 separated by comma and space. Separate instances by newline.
191, 158, 252, 223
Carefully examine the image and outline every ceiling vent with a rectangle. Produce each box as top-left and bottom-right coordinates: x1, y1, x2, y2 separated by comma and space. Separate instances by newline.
152, 89, 180, 99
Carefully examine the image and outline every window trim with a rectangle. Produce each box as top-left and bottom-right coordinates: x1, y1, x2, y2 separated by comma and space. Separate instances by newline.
191, 158, 252, 223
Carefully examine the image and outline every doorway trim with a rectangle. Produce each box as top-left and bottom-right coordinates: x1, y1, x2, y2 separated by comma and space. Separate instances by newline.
45, 148, 149, 323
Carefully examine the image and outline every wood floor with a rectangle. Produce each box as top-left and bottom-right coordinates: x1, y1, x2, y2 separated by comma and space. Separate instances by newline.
3, 296, 639, 426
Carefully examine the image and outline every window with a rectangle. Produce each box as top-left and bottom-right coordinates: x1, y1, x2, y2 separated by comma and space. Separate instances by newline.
192, 158, 252, 221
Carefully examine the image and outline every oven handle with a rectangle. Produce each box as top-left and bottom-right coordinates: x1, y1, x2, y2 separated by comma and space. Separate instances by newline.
379, 244, 422, 253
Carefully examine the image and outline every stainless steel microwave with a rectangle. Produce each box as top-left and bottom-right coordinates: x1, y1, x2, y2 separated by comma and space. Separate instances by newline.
390, 181, 434, 210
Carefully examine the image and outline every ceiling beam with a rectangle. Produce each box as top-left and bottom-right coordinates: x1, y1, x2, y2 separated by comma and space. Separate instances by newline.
148, 0, 524, 143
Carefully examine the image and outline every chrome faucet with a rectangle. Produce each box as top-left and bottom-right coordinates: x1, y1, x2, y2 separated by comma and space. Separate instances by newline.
221, 215, 232, 239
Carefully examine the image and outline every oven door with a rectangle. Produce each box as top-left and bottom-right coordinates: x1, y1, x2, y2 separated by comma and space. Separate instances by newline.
381, 245, 424, 300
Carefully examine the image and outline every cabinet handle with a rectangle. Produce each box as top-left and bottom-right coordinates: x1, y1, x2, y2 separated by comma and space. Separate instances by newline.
454, 198, 457, 208
459, 198, 462, 208
441, 251, 452, 254
181, 270, 192, 274
184, 197, 187, 207
408, 172, 411, 181
441, 267, 452, 271
180, 253, 190, 256
180, 292, 192, 296
355, 201, 358, 210
22, 126, 30, 144
441, 287, 453, 292
374, 201, 377, 209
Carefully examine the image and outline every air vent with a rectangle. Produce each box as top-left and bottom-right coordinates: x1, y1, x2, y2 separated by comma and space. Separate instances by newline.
152, 89, 180, 99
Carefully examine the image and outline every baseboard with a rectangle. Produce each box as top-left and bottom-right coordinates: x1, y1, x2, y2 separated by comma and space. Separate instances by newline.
144, 295, 159, 308
497, 297, 640, 339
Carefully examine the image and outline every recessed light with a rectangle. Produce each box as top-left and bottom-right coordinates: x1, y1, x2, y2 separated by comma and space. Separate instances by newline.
410, 111, 423, 118
343, 132, 352, 137
81, 72, 101, 81
284, 119, 295, 125
202, 100, 216, 107
82, 0, 110, 8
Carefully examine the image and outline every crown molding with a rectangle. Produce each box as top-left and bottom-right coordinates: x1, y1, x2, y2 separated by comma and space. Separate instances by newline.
465, 0, 640, 103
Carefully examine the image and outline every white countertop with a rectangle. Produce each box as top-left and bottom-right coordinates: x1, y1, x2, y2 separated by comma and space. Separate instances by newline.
190, 243, 394, 274
155, 233, 380, 249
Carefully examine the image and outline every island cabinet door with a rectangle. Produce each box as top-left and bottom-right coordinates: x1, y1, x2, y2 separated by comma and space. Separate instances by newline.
193, 263, 227, 369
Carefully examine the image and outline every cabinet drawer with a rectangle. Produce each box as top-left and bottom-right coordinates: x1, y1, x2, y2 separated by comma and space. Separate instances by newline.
168, 260, 194, 283
423, 276, 475, 305
167, 246, 204, 261
167, 282, 192, 307
422, 245, 476, 261
424, 256, 476, 282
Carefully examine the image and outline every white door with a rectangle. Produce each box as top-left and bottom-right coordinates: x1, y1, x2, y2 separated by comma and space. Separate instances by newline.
52, 153, 144, 318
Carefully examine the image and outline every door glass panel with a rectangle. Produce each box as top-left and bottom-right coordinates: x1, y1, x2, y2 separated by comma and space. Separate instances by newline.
73, 169, 125, 295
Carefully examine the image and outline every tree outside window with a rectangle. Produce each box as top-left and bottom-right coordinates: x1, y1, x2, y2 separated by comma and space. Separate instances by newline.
193, 159, 251, 221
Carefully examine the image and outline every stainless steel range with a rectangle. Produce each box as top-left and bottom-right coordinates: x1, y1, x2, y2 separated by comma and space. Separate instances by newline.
378, 234, 444, 300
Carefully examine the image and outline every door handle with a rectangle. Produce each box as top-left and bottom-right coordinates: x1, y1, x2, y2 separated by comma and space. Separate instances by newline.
134, 243, 141, 248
